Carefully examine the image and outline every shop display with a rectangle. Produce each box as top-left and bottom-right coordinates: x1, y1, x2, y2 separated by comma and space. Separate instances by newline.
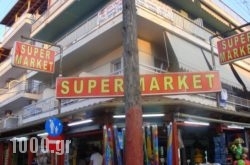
229, 137, 250, 165
113, 126, 122, 165
103, 124, 167, 165
103, 125, 115, 165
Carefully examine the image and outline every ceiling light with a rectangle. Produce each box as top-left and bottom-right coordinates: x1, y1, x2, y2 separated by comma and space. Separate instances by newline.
113, 115, 126, 118
184, 121, 210, 126
37, 132, 49, 137
227, 125, 244, 129
10, 137, 28, 142
142, 114, 165, 117
113, 114, 165, 118
68, 119, 93, 127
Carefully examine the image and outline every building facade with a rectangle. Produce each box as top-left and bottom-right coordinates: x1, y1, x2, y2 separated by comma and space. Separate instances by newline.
0, 0, 250, 164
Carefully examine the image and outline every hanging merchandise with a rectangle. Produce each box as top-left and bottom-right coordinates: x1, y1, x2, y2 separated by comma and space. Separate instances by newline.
103, 125, 114, 165
146, 125, 153, 163
122, 128, 125, 162
117, 129, 124, 150
113, 125, 123, 165
143, 127, 149, 165
152, 125, 159, 165
167, 123, 173, 165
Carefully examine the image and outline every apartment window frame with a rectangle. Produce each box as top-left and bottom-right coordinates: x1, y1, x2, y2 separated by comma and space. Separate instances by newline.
111, 58, 123, 75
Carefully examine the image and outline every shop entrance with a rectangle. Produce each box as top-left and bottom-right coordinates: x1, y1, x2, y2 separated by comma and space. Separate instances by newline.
66, 130, 103, 165
177, 122, 249, 165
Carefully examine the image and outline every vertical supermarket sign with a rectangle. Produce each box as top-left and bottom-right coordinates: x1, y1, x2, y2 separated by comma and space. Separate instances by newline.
217, 30, 250, 65
11, 41, 56, 73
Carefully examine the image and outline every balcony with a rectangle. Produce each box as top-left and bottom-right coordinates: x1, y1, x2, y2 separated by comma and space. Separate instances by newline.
139, 63, 250, 111
2, 116, 19, 129
1, 13, 34, 49
21, 97, 58, 124
18, 63, 250, 126
28, 0, 221, 82
0, 57, 27, 88
0, 80, 41, 112
31, 0, 107, 42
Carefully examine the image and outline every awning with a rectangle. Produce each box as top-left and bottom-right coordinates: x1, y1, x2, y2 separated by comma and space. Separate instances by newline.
166, 32, 242, 90
166, 32, 209, 71
234, 65, 250, 91
61, 98, 114, 113
202, 50, 243, 90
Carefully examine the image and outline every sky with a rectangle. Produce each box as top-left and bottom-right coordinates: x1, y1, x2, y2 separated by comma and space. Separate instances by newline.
0, 0, 250, 42
0, 0, 17, 42
221, 0, 250, 22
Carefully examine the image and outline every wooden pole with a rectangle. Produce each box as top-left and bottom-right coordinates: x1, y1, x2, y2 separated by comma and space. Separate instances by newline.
122, 0, 143, 164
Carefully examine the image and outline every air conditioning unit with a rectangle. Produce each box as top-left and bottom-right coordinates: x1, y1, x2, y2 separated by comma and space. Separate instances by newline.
3, 117, 18, 129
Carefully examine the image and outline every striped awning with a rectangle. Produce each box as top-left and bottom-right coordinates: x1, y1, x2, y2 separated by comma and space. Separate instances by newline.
166, 32, 243, 90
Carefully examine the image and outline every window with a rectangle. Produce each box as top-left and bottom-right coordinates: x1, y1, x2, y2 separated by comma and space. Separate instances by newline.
111, 58, 123, 75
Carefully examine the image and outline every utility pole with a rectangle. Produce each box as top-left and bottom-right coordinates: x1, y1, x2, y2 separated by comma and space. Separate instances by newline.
122, 0, 143, 164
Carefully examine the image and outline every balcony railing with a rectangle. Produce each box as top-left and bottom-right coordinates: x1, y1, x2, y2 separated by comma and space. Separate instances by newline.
3, 117, 19, 129
2, 13, 34, 42
32, 0, 70, 32
3, 62, 244, 126
58, 13, 99, 49
22, 96, 58, 119
0, 80, 43, 103
0, 57, 11, 77
209, 0, 247, 25
31, 0, 221, 52
139, 63, 250, 110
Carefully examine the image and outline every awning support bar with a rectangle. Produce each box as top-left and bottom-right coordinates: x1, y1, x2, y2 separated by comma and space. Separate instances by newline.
175, 112, 250, 128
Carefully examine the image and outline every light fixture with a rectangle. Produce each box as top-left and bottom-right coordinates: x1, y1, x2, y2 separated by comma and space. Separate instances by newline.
184, 121, 210, 126
142, 114, 165, 118
227, 125, 244, 129
67, 119, 93, 127
10, 137, 28, 142
37, 132, 49, 137
113, 115, 126, 118
113, 113, 165, 118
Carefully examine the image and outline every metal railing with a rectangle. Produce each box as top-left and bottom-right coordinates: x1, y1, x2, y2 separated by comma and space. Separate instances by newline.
6, 62, 249, 125
22, 97, 58, 119
228, 94, 250, 108
0, 80, 43, 103
32, 0, 70, 32
30, 0, 222, 51
58, 13, 99, 49
210, 0, 247, 25
172, 11, 220, 45
2, 13, 34, 42
139, 63, 250, 109
0, 57, 11, 76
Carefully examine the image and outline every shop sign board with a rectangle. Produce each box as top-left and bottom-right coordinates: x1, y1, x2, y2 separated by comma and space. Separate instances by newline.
217, 30, 250, 64
11, 41, 56, 73
56, 71, 221, 98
